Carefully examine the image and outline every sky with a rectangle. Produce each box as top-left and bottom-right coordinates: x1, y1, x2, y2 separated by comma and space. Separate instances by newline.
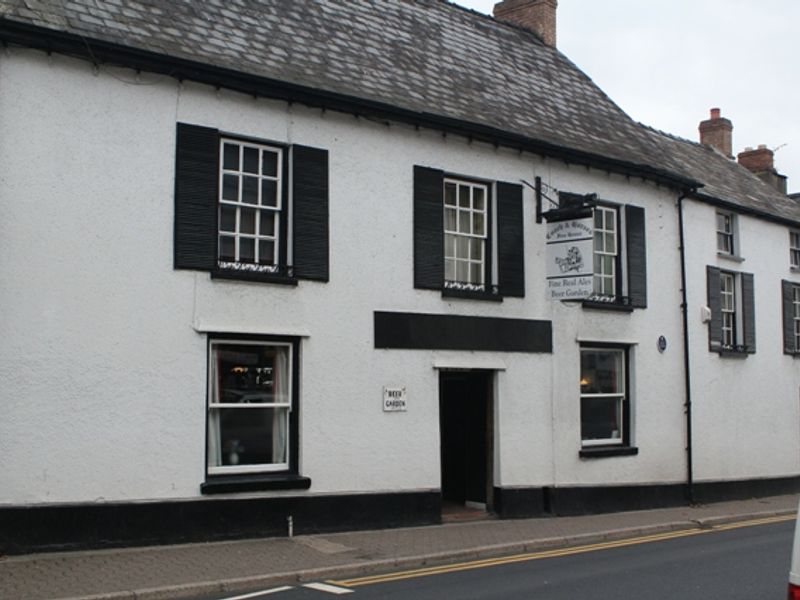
453, 0, 800, 193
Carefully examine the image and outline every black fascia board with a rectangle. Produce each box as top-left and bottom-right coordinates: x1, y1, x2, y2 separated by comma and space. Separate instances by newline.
0, 18, 699, 190
690, 190, 800, 229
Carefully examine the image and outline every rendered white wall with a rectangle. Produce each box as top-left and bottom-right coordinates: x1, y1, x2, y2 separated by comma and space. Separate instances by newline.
682, 200, 800, 481
1, 48, 774, 507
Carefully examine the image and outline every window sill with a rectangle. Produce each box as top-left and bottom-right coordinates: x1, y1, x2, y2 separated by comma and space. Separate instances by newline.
211, 268, 298, 286
201, 473, 311, 495
441, 286, 503, 302
716, 348, 750, 358
579, 446, 638, 459
581, 299, 634, 313
717, 252, 745, 263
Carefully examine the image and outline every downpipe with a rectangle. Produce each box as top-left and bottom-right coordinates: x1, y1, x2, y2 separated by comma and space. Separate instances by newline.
677, 192, 695, 504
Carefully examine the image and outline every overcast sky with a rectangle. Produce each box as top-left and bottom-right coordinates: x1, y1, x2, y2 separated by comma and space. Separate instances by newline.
454, 0, 799, 193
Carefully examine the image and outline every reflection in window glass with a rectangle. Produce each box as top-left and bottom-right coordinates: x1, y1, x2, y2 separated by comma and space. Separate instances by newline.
580, 348, 626, 446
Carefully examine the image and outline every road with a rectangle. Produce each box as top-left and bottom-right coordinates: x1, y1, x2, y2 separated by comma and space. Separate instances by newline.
198, 516, 794, 599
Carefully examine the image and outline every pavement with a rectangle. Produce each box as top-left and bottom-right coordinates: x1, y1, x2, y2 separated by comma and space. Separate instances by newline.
1, 494, 797, 600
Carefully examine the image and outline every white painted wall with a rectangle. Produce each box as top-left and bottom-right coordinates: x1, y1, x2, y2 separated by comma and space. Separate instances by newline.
1, 48, 785, 507
682, 200, 800, 481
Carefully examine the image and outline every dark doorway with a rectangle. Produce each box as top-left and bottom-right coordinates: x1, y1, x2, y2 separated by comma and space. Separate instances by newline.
439, 370, 493, 514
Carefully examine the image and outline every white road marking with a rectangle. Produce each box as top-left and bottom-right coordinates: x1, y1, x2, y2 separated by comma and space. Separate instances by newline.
302, 582, 354, 594
220, 586, 295, 600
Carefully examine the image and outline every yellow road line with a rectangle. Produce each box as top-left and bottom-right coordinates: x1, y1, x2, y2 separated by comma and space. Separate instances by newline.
330, 514, 795, 588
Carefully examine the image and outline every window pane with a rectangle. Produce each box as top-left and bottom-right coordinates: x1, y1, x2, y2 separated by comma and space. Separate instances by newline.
474, 212, 485, 236
469, 262, 482, 284
242, 176, 258, 204
243, 147, 259, 174
445, 233, 456, 258
239, 208, 255, 234
605, 232, 615, 254
222, 174, 239, 201
581, 397, 622, 442
594, 231, 603, 252
444, 182, 457, 206
458, 211, 469, 233
213, 343, 291, 404
219, 236, 235, 261
602, 255, 614, 275
470, 238, 483, 261
240, 238, 255, 262
580, 350, 623, 394
444, 208, 457, 232
458, 185, 470, 208
456, 260, 469, 283
261, 179, 278, 207
259, 240, 275, 264
445, 258, 455, 281
220, 205, 236, 232
223, 143, 239, 170
260, 211, 276, 237
473, 187, 485, 211
594, 210, 603, 229
262, 151, 278, 177
456, 236, 469, 259
210, 407, 288, 466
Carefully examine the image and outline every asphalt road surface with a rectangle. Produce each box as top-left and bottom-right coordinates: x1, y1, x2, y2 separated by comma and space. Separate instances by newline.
200, 516, 795, 600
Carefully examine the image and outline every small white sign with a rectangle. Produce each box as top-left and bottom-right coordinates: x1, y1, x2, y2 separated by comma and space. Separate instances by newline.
546, 217, 594, 300
383, 387, 407, 412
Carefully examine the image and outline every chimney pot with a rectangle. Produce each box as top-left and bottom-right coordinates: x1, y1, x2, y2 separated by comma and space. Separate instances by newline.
698, 107, 733, 158
493, 0, 558, 47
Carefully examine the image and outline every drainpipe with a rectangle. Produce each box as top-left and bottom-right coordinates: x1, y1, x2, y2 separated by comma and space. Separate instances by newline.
677, 191, 695, 504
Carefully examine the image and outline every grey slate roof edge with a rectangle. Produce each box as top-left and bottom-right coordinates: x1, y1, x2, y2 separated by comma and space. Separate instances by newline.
0, 14, 698, 191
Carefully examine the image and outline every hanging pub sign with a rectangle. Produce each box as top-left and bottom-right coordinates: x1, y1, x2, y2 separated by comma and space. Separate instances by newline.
546, 217, 594, 300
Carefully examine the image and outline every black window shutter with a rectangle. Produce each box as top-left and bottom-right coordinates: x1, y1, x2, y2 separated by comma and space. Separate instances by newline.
783, 280, 796, 354
496, 181, 525, 297
413, 166, 444, 290
292, 145, 329, 281
174, 123, 219, 270
706, 266, 722, 351
741, 272, 756, 353
625, 205, 647, 308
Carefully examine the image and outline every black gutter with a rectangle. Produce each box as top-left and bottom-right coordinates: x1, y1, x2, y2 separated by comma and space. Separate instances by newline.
0, 17, 699, 191
677, 191, 695, 504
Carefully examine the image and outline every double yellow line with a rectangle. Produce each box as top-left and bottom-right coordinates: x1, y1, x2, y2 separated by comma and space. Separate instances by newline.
330, 514, 795, 588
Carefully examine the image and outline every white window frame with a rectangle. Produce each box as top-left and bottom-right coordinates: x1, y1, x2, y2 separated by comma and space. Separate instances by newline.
218, 138, 284, 272
794, 286, 800, 352
443, 178, 488, 289
720, 271, 736, 348
716, 211, 735, 256
593, 206, 618, 298
580, 346, 626, 447
207, 339, 293, 475
790, 231, 800, 269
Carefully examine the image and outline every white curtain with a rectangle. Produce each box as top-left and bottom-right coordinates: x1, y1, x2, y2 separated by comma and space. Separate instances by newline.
208, 351, 222, 467
271, 348, 288, 464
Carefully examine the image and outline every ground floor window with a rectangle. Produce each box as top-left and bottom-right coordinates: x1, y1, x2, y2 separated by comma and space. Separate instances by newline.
207, 337, 297, 475
580, 346, 628, 446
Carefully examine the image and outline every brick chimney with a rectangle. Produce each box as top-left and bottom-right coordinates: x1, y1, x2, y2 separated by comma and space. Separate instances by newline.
738, 145, 788, 194
698, 108, 733, 158
493, 0, 557, 47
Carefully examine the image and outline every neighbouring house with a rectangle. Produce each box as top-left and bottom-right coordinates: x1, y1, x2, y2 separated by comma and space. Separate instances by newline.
0, 0, 798, 554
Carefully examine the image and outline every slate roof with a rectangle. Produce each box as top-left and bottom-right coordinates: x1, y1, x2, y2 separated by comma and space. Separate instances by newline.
0, 0, 797, 223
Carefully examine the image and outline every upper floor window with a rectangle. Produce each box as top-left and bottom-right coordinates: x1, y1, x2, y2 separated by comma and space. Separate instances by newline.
781, 280, 800, 355
707, 266, 756, 355
720, 271, 736, 348
219, 139, 283, 271
580, 200, 646, 309
593, 206, 618, 298
790, 231, 800, 268
174, 123, 329, 284
444, 178, 488, 288
413, 166, 525, 300
716, 211, 735, 255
